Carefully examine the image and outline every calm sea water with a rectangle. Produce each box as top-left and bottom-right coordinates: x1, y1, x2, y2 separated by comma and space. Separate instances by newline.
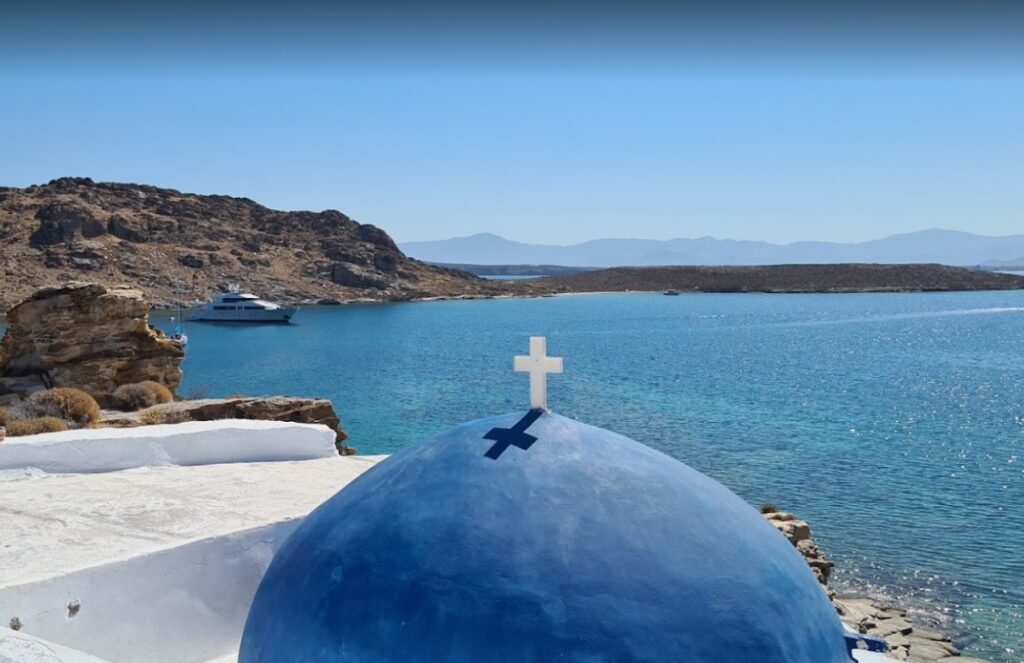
20, 291, 1024, 660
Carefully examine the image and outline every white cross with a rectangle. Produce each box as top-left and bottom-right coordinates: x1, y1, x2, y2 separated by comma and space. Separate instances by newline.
514, 336, 563, 410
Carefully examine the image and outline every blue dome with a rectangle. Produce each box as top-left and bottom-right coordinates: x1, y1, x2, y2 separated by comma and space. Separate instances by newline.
241, 411, 851, 662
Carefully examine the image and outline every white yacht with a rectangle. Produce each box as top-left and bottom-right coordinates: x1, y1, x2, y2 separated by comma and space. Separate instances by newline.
187, 288, 297, 323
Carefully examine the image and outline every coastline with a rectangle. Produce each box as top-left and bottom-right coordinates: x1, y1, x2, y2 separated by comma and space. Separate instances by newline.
767, 508, 986, 662
145, 284, 1024, 310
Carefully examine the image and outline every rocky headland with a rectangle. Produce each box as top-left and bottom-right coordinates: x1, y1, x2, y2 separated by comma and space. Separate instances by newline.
0, 177, 512, 310
763, 506, 988, 662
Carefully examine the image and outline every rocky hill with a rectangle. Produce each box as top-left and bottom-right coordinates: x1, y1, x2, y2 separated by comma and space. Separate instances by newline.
0, 177, 509, 310
536, 263, 1024, 294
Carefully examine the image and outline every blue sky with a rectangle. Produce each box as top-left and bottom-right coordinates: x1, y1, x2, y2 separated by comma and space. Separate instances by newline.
2, 2, 1022, 244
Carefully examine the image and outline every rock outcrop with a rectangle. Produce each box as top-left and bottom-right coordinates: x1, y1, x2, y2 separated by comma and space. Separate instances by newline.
0, 282, 183, 405
762, 508, 835, 589
101, 396, 353, 454
0, 177, 515, 309
762, 506, 985, 662
834, 596, 977, 662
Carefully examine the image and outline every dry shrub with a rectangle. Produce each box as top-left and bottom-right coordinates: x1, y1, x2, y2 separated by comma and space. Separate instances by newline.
181, 386, 210, 400
6, 416, 68, 436
26, 388, 100, 427
140, 380, 174, 404
760, 503, 780, 514
0, 407, 9, 427
138, 408, 166, 425
138, 409, 190, 426
113, 383, 158, 411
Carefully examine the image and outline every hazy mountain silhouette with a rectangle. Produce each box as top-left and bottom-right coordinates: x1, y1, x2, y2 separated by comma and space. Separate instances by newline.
400, 230, 1024, 267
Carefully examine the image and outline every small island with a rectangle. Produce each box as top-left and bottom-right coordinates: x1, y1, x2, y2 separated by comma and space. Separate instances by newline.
529, 263, 1024, 294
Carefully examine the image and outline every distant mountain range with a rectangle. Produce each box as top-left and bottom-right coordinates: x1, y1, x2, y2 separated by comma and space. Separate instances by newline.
400, 230, 1024, 268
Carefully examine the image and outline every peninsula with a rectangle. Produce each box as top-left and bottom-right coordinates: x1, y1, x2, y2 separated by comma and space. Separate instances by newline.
532, 264, 1024, 294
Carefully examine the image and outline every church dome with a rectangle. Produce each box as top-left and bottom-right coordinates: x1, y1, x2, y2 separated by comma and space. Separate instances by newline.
240, 411, 852, 662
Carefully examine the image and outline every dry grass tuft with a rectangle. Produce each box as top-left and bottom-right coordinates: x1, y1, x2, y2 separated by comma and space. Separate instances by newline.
112, 383, 158, 411
114, 381, 175, 411
140, 380, 174, 404
26, 388, 101, 427
138, 408, 166, 425
137, 408, 190, 425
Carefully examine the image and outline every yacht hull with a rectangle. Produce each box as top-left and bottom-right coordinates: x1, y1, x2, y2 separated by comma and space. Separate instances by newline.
187, 307, 297, 324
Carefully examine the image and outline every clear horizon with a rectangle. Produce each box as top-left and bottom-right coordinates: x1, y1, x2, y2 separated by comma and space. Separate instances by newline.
401, 227, 1023, 246
3, 2, 1022, 245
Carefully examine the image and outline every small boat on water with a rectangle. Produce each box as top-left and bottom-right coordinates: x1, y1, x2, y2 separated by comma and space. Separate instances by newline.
169, 324, 188, 347
170, 302, 188, 346
663, 290, 681, 296
187, 287, 297, 324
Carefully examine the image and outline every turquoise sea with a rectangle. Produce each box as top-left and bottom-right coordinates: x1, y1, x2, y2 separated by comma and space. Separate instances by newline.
55, 292, 1024, 659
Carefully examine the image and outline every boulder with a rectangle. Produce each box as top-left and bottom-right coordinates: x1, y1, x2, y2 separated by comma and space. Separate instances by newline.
0, 282, 183, 405
178, 253, 205, 269
330, 262, 391, 289
107, 214, 149, 242
102, 396, 352, 454
764, 510, 812, 544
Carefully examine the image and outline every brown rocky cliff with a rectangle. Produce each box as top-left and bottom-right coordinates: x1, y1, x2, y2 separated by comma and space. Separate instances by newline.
0, 282, 183, 405
0, 177, 514, 309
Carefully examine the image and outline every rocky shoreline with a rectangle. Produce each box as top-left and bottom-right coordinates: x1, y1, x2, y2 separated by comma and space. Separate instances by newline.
763, 507, 987, 662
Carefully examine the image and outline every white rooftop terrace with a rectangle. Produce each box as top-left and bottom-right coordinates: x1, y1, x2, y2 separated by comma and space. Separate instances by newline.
0, 419, 383, 663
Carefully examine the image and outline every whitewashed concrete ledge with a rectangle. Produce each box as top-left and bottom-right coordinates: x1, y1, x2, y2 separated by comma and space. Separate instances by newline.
0, 419, 336, 474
